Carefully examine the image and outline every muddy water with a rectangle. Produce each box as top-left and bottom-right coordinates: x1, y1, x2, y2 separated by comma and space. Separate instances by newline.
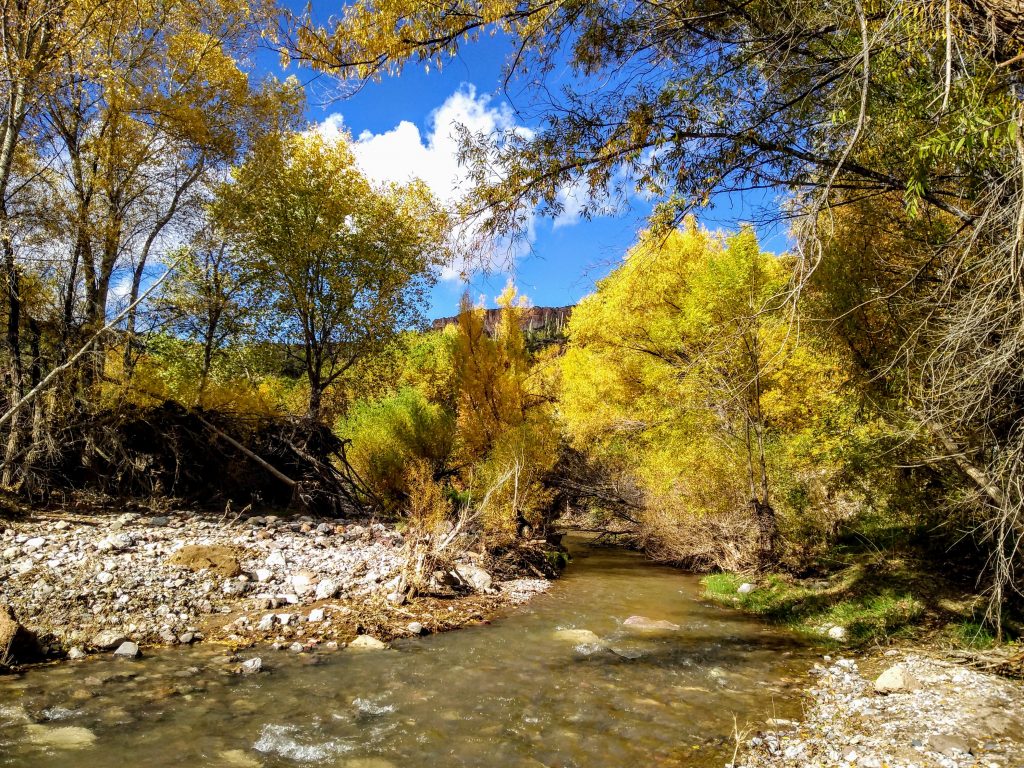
0, 537, 812, 767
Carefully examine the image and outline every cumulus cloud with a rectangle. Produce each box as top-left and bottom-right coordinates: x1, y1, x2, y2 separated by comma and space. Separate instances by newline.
317, 86, 537, 280
317, 86, 524, 203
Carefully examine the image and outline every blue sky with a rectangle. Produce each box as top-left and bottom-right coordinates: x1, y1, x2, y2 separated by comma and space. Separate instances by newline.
268, 13, 793, 318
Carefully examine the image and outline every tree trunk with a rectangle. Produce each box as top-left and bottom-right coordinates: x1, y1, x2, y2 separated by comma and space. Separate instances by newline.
1, 211, 24, 489
752, 498, 778, 570
308, 382, 322, 421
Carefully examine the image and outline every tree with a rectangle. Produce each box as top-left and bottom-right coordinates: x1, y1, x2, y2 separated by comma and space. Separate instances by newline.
293, 0, 1024, 627
216, 130, 448, 420
561, 222, 850, 569
154, 230, 263, 400
455, 284, 557, 542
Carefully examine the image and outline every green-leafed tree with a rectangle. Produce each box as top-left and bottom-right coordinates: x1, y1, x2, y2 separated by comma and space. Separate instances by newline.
215, 130, 449, 420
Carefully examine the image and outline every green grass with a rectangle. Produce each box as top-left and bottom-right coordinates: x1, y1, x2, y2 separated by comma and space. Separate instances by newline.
702, 567, 925, 645
943, 620, 997, 650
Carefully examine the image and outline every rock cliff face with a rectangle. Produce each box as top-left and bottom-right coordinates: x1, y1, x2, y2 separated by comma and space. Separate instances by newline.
431, 306, 573, 337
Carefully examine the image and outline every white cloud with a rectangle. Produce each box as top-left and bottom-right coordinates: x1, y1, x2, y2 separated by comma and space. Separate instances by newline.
318, 85, 522, 206
317, 86, 535, 281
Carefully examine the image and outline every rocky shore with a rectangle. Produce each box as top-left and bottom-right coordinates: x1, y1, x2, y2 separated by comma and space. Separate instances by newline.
0, 509, 552, 665
732, 652, 1024, 768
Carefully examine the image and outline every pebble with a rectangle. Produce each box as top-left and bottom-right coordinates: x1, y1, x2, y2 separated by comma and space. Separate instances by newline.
738, 653, 1024, 768
0, 510, 550, 657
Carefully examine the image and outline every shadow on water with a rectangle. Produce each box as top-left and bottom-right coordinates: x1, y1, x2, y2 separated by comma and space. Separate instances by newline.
0, 535, 815, 768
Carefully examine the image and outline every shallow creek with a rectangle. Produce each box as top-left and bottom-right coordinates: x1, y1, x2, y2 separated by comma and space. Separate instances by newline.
0, 537, 813, 767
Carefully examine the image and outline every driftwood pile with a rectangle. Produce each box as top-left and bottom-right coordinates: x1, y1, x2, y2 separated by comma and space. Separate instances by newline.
27, 402, 361, 514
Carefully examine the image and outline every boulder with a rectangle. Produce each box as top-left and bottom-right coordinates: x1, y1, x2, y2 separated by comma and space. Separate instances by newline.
113, 641, 140, 659
348, 635, 387, 650
454, 563, 493, 592
874, 664, 923, 694
24, 724, 97, 749
290, 569, 316, 594
622, 615, 680, 631
239, 657, 263, 675
553, 629, 603, 644
90, 629, 128, 650
0, 604, 42, 665
315, 578, 339, 600
927, 734, 971, 756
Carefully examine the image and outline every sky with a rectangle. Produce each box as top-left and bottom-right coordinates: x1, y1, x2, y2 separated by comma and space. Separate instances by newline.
266, 11, 794, 319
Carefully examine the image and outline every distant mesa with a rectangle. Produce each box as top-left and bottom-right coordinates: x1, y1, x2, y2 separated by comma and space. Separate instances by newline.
431, 306, 573, 337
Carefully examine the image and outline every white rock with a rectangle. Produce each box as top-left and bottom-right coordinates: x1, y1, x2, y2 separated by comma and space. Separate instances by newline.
454, 563, 493, 592
407, 622, 424, 635
95, 571, 114, 585
222, 579, 248, 596
67, 647, 86, 660
24, 725, 97, 749
348, 635, 387, 650
113, 641, 140, 659
737, 582, 755, 594
828, 625, 847, 640
622, 615, 681, 631
315, 578, 338, 600
266, 550, 287, 568
239, 657, 262, 675
290, 571, 315, 594
90, 629, 128, 650
874, 664, 923, 694
308, 608, 325, 622
276, 613, 293, 626
24, 537, 45, 551
255, 568, 273, 583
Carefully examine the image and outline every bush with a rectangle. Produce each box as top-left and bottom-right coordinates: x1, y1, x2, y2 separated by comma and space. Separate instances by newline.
338, 387, 455, 512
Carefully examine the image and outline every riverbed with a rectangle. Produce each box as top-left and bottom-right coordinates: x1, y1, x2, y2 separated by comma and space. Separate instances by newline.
0, 537, 812, 767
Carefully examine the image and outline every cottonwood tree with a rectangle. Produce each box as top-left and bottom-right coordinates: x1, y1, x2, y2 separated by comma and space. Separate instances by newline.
154, 230, 264, 400
560, 223, 849, 570
0, 0, 301, 490
292, 0, 1024, 628
216, 130, 448, 420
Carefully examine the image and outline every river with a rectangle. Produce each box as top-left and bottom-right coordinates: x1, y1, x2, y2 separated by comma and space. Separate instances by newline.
0, 536, 812, 767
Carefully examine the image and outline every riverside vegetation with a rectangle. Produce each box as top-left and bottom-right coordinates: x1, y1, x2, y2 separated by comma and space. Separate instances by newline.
2, 0, 1024, 765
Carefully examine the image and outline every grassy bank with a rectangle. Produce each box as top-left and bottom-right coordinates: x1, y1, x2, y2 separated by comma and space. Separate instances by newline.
701, 559, 1015, 650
